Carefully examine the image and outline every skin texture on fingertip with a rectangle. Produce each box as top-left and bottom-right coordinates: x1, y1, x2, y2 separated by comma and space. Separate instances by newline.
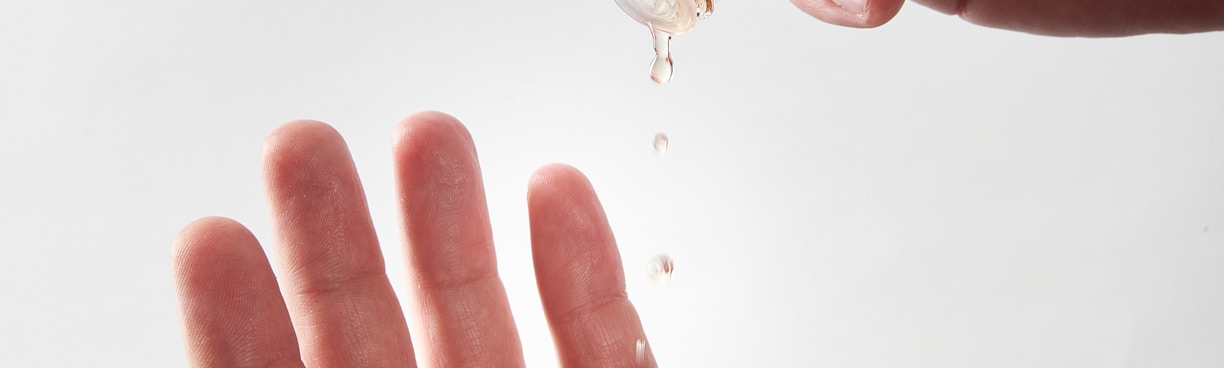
790, 0, 907, 28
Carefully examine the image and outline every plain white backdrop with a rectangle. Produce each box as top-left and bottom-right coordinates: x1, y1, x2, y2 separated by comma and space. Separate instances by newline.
2, 0, 1223, 367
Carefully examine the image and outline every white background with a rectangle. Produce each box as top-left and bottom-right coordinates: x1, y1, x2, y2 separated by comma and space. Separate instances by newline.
2, 1, 1223, 367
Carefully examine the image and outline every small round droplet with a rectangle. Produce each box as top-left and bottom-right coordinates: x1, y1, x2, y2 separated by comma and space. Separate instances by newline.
635, 339, 647, 363
652, 133, 669, 155
647, 254, 674, 282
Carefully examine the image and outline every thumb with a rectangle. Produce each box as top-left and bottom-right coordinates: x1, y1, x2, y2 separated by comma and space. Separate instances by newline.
790, 0, 907, 28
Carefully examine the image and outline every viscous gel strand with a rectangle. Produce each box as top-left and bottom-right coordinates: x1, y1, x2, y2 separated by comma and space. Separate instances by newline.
613, 0, 716, 83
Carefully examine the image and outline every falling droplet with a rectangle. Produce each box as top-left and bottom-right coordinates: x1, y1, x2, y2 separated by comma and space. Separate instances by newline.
649, 29, 673, 84
647, 254, 675, 283
653, 132, 669, 155
635, 339, 647, 363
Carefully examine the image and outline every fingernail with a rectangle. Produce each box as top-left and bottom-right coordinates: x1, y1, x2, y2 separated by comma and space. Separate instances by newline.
832, 0, 867, 16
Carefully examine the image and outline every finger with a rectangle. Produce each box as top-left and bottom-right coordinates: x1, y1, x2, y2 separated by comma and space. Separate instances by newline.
790, 0, 907, 28
172, 217, 305, 368
393, 111, 524, 367
528, 164, 656, 368
263, 121, 415, 367
912, 0, 1224, 36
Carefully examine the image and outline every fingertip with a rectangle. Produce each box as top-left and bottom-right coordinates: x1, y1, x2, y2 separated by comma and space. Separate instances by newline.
392, 111, 483, 209
531, 163, 586, 182
398, 110, 463, 134
527, 163, 613, 271
172, 216, 264, 293
262, 120, 351, 183
263, 119, 342, 158
528, 163, 589, 200
174, 216, 256, 266
393, 110, 473, 155
791, 0, 905, 28
527, 163, 604, 222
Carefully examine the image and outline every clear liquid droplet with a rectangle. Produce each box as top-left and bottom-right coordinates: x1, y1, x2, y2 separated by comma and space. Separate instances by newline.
653, 133, 669, 155
635, 339, 647, 363
647, 254, 674, 283
649, 29, 673, 84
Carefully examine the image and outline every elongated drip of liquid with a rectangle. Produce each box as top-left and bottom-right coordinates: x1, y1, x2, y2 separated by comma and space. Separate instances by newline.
614, 0, 714, 83
649, 29, 673, 84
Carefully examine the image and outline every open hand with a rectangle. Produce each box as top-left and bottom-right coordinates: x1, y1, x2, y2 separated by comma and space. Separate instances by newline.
172, 112, 653, 367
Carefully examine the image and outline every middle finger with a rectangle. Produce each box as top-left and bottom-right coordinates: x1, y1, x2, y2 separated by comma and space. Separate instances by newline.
394, 112, 525, 367
264, 121, 416, 367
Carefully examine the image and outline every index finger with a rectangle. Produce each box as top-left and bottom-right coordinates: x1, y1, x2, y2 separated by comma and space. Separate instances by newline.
529, 164, 656, 368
